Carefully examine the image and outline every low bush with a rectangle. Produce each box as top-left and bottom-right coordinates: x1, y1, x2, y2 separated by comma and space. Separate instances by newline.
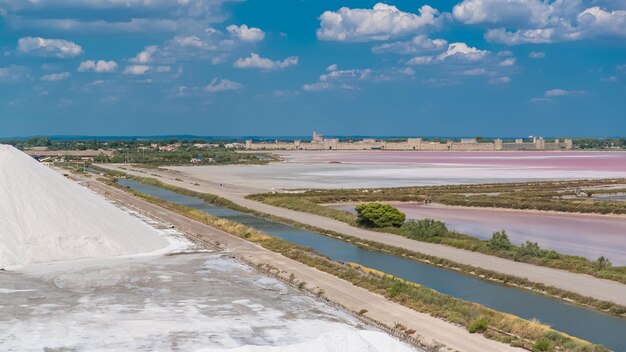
468, 317, 489, 333
355, 203, 406, 228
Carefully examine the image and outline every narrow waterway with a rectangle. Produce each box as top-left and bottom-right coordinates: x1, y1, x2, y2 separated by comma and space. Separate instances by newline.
119, 179, 626, 351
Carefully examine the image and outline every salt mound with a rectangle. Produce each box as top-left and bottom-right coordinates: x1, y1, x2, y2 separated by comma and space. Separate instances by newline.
206, 330, 416, 352
0, 144, 168, 268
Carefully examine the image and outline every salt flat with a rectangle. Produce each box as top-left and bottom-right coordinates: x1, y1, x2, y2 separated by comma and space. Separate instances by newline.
172, 150, 626, 192
0, 252, 413, 352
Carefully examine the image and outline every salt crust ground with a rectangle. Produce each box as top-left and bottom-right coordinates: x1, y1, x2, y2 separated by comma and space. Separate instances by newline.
0, 254, 416, 352
0, 144, 169, 268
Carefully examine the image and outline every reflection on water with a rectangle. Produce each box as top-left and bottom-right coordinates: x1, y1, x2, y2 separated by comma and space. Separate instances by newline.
119, 179, 626, 351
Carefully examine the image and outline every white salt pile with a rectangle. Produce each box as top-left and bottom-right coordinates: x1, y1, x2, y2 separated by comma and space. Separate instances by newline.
0, 144, 168, 268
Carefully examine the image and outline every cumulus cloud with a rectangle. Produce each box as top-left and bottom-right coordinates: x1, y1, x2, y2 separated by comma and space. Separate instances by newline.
436, 42, 489, 61
77, 60, 118, 73
317, 3, 441, 42
500, 57, 516, 66
226, 24, 265, 42
233, 53, 298, 70
372, 35, 447, 54
453, 0, 626, 44
532, 88, 586, 101
545, 88, 585, 96
130, 45, 158, 64
17, 37, 82, 58
205, 78, 242, 92
123, 65, 150, 75
41, 72, 70, 81
529, 51, 546, 58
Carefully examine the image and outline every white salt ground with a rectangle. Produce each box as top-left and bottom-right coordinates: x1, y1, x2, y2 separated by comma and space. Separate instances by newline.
205, 330, 415, 352
0, 144, 169, 268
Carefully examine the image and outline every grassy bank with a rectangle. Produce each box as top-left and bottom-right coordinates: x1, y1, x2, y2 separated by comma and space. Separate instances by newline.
108, 178, 609, 352
99, 171, 626, 317
248, 193, 626, 285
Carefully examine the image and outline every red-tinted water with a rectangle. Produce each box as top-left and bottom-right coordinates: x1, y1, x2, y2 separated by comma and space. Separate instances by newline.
279, 151, 626, 173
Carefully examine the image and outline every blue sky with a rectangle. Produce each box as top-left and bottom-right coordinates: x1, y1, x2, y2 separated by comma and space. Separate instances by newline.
0, 0, 625, 137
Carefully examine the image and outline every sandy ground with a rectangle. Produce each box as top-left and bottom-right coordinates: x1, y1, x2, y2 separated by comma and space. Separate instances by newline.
100, 164, 626, 306
332, 203, 626, 265
75, 171, 523, 352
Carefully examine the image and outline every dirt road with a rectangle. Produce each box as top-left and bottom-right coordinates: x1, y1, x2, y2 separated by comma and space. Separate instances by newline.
71, 172, 522, 352
100, 164, 626, 306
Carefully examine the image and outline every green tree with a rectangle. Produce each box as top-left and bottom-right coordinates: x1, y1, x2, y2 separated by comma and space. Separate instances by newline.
515, 241, 542, 259
595, 256, 612, 270
488, 230, 512, 251
355, 203, 406, 228
400, 219, 448, 239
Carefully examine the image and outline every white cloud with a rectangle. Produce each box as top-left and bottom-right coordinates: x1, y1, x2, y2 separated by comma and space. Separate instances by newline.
463, 68, 487, 75
531, 88, 585, 102
406, 56, 433, 65
453, 0, 550, 27
205, 78, 242, 92
1, 1, 230, 34
317, 3, 441, 42
233, 53, 298, 70
0, 65, 31, 83
41, 72, 70, 81
130, 45, 158, 64
226, 24, 265, 42
319, 67, 371, 82
303, 82, 331, 91
489, 76, 512, 84
436, 42, 489, 61
529, 51, 546, 58
326, 64, 338, 72
500, 57, 516, 66
372, 35, 447, 54
17, 37, 82, 58
545, 88, 585, 96
123, 65, 150, 75
170, 35, 207, 48
455, 0, 626, 44
77, 60, 118, 73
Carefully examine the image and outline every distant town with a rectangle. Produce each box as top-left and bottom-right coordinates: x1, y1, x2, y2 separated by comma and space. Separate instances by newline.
246, 130, 573, 151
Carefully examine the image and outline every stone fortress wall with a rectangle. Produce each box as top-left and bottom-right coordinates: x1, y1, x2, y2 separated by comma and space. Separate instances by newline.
245, 131, 573, 151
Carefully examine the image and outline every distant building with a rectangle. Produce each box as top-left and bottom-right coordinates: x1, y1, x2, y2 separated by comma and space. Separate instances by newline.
245, 131, 573, 151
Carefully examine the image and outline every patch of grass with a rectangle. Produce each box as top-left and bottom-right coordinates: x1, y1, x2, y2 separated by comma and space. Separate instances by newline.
468, 317, 489, 333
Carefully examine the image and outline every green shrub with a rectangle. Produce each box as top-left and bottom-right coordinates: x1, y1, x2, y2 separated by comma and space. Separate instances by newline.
400, 218, 448, 239
516, 241, 543, 259
533, 338, 553, 351
468, 317, 489, 333
488, 231, 512, 250
355, 203, 406, 228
